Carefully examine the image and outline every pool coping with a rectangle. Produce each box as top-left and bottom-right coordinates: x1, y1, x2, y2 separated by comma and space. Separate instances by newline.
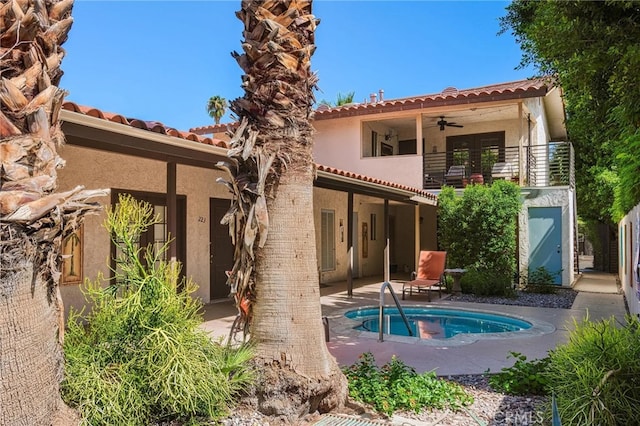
328, 304, 556, 347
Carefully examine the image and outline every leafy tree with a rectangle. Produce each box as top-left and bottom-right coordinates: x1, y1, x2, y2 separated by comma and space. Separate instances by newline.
319, 91, 355, 107
500, 1, 640, 224
206, 95, 228, 125
336, 91, 355, 106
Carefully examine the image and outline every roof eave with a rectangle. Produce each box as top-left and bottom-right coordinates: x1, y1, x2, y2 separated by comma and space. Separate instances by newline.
315, 170, 437, 206
61, 109, 230, 167
314, 87, 549, 121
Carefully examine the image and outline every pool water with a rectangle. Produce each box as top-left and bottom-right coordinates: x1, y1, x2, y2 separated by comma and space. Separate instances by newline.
345, 307, 532, 339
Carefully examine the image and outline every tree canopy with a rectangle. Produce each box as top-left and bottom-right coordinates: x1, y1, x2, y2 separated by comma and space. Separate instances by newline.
501, 0, 640, 223
319, 91, 355, 107
206, 95, 227, 125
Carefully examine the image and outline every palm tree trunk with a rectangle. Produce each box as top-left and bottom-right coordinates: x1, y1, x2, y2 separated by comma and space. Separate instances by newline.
0, 236, 76, 425
1, 1, 105, 423
217, 0, 347, 418
251, 162, 347, 415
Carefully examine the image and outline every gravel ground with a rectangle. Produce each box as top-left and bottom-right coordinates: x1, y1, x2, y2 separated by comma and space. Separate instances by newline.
394, 375, 548, 426
218, 290, 576, 425
447, 288, 578, 309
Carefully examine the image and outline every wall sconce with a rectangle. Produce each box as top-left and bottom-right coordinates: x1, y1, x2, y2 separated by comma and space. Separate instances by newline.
339, 219, 344, 242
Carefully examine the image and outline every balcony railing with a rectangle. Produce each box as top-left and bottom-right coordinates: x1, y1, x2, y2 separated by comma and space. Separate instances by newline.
423, 142, 574, 189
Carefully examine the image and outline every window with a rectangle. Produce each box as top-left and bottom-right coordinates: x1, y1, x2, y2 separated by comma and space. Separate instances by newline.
110, 189, 186, 283
321, 209, 336, 271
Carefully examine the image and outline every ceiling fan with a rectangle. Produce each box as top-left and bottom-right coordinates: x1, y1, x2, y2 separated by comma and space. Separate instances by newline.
437, 116, 464, 131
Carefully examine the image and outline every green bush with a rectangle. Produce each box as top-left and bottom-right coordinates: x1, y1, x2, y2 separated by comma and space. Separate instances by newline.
521, 266, 561, 293
486, 351, 550, 395
545, 316, 640, 425
438, 180, 521, 279
343, 352, 473, 415
459, 267, 514, 297
62, 195, 254, 425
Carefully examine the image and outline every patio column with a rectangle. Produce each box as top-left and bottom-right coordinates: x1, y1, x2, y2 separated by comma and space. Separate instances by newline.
415, 204, 420, 263
347, 191, 354, 297
416, 113, 423, 156
167, 162, 177, 262
518, 102, 524, 185
384, 199, 390, 282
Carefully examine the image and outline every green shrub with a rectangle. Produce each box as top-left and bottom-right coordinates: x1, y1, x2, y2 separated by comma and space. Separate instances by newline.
438, 180, 521, 279
545, 315, 640, 425
459, 268, 515, 297
520, 266, 561, 294
343, 352, 473, 415
62, 194, 254, 425
486, 351, 550, 395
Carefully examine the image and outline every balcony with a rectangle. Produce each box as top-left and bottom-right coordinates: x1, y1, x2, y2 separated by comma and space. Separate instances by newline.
423, 142, 574, 189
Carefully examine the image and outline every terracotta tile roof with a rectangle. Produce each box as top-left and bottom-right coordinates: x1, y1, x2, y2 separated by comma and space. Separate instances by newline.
61, 102, 435, 203
316, 165, 438, 202
189, 122, 236, 136
188, 78, 552, 134
314, 78, 551, 120
61, 101, 229, 148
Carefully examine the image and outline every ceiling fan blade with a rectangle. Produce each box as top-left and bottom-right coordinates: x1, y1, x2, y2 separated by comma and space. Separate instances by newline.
447, 123, 464, 128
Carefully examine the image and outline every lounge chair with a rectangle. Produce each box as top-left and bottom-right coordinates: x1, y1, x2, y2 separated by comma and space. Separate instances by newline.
402, 250, 447, 301
491, 162, 514, 180
445, 165, 465, 186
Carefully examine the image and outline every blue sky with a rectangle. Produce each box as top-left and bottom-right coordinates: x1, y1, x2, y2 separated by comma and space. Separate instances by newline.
61, 1, 534, 132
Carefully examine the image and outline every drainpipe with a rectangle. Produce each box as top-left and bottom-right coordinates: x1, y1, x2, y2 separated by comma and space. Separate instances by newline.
527, 113, 531, 184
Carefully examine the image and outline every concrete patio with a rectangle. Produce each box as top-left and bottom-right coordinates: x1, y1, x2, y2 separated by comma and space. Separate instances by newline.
200, 269, 627, 376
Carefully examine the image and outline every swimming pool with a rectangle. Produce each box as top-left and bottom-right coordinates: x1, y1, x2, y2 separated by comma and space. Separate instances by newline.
345, 307, 532, 339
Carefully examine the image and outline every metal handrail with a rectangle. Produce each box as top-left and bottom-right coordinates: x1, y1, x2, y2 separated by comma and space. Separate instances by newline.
379, 281, 413, 341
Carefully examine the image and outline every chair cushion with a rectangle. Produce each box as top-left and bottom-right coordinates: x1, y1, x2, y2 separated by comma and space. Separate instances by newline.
416, 251, 447, 280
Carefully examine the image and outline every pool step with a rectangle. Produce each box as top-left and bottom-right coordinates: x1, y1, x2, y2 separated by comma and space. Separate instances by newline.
312, 414, 391, 425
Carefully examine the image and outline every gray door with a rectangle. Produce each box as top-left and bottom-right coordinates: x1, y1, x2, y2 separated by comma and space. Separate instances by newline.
210, 198, 234, 299
528, 207, 562, 284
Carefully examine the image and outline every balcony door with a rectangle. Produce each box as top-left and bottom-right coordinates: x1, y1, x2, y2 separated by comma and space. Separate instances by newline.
446, 131, 505, 176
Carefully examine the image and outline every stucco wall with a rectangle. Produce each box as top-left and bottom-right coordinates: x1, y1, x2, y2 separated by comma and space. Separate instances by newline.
618, 204, 640, 317
518, 187, 576, 286
57, 144, 230, 315
313, 118, 361, 168
313, 187, 349, 283
313, 119, 423, 188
